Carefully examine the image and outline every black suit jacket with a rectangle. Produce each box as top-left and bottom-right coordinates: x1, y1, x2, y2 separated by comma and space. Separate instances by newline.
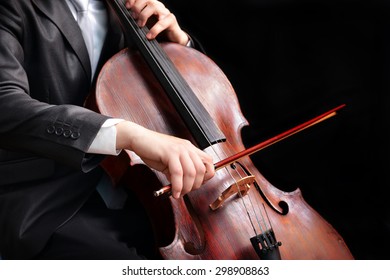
0, 0, 124, 259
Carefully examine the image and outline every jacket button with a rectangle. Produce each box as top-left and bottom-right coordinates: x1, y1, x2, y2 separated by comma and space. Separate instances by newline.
63, 129, 72, 138
55, 127, 64, 135
71, 132, 80, 139
46, 125, 55, 134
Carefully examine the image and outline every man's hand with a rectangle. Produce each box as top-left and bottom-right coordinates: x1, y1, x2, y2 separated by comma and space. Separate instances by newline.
115, 121, 215, 199
125, 0, 190, 45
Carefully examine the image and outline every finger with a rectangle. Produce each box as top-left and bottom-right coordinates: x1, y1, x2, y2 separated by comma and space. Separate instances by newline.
167, 157, 184, 199
125, 0, 147, 19
203, 160, 215, 182
132, 0, 165, 23
125, 0, 141, 10
188, 152, 207, 191
182, 158, 203, 195
195, 151, 215, 182
146, 13, 176, 40
125, 0, 134, 8
176, 152, 197, 197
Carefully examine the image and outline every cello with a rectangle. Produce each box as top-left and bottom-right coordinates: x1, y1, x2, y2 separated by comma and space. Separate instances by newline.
88, 0, 354, 259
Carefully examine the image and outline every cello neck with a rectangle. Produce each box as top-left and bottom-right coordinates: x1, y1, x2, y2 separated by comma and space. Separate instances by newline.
106, 0, 225, 149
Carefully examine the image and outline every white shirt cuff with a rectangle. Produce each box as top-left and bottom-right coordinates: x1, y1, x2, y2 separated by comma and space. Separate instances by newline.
87, 118, 125, 155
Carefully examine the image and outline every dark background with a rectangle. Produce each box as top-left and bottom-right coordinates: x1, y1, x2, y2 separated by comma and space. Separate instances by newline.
163, 0, 390, 259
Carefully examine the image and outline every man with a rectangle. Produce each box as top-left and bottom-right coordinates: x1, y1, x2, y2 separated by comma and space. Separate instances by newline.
0, 0, 214, 259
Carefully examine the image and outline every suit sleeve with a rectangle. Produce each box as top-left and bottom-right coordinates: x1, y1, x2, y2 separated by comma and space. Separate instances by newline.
0, 2, 110, 172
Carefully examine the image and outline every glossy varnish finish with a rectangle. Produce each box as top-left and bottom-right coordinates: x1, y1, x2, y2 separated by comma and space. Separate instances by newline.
91, 42, 354, 259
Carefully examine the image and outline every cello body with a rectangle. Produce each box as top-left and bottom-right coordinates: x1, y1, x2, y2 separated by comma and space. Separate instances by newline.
91, 42, 354, 260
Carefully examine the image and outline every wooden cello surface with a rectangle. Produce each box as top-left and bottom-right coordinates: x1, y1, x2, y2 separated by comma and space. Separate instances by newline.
90, 39, 354, 259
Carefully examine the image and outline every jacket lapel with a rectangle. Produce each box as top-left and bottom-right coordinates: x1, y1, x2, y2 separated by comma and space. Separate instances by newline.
31, 0, 92, 81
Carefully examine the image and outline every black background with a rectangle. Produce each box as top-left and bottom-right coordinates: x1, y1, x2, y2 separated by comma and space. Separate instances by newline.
162, 0, 390, 259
